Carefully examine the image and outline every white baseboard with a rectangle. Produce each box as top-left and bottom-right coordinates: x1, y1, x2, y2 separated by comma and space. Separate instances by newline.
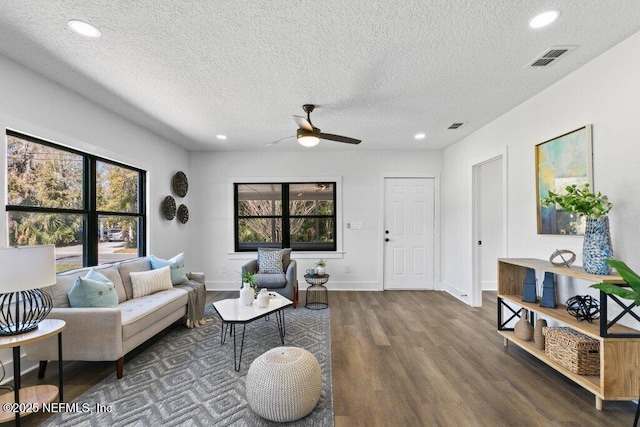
0, 353, 39, 385
206, 280, 381, 292
482, 280, 497, 291
441, 281, 471, 306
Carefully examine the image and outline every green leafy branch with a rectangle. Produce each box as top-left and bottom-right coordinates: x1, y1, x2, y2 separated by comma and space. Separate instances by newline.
590, 259, 640, 306
540, 183, 612, 219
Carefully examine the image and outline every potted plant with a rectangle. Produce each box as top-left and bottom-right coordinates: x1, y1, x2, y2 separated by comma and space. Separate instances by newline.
541, 183, 614, 274
591, 259, 640, 305
241, 271, 259, 295
314, 259, 327, 275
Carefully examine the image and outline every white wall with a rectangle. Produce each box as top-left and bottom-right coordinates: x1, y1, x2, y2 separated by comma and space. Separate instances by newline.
188, 150, 442, 291
0, 54, 191, 377
442, 30, 640, 309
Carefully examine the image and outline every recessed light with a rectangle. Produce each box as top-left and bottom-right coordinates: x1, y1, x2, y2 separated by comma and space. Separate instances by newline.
216, 135, 227, 140
67, 19, 101, 38
529, 10, 560, 29
414, 133, 426, 140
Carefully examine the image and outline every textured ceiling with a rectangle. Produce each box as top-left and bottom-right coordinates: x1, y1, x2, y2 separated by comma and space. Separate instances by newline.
0, 1, 639, 152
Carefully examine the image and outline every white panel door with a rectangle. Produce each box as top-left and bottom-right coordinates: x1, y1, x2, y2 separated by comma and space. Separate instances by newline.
383, 177, 435, 290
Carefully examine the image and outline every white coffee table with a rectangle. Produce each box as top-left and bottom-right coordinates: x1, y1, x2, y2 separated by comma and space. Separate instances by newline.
212, 292, 293, 371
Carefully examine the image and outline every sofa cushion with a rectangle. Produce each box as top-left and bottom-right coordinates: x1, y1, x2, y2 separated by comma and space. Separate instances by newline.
119, 288, 189, 341
253, 273, 287, 288
53, 264, 125, 308
118, 258, 152, 300
130, 266, 173, 298
149, 253, 188, 285
68, 276, 118, 308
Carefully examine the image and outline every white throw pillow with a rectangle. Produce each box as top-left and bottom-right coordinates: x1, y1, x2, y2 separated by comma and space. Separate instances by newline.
130, 266, 173, 298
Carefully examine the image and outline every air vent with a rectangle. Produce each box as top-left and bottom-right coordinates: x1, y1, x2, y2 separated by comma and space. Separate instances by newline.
448, 122, 464, 129
527, 45, 577, 68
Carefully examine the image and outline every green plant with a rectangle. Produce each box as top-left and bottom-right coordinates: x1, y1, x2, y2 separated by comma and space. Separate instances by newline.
590, 259, 640, 305
241, 271, 259, 293
540, 183, 612, 219
315, 259, 327, 268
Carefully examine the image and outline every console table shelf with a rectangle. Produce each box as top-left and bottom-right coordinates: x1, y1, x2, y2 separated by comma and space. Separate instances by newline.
497, 258, 640, 410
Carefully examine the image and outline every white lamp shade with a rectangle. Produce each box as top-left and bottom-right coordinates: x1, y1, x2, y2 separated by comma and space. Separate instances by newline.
0, 245, 56, 293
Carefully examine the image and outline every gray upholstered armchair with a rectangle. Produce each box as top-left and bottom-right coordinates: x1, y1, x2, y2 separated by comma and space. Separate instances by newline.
242, 248, 298, 308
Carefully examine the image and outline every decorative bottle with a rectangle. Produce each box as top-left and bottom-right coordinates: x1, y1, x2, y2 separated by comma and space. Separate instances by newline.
514, 309, 534, 341
533, 319, 547, 350
257, 288, 270, 308
240, 283, 255, 306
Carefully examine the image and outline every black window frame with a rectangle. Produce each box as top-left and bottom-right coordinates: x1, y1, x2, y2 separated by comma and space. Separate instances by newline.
5, 129, 147, 267
234, 182, 337, 252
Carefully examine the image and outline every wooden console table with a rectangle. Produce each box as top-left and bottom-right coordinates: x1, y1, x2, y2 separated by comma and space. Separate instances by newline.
0, 319, 65, 426
497, 258, 640, 410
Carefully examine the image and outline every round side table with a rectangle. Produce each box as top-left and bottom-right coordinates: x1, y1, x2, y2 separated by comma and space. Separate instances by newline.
304, 274, 329, 310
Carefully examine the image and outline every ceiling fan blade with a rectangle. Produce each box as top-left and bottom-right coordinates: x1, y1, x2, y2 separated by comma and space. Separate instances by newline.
264, 135, 295, 146
293, 115, 314, 131
319, 133, 361, 145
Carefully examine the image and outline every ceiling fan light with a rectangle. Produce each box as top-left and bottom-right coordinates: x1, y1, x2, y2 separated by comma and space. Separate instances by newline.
298, 135, 320, 147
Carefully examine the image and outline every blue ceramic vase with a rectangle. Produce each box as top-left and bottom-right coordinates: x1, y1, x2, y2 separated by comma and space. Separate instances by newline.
582, 216, 613, 275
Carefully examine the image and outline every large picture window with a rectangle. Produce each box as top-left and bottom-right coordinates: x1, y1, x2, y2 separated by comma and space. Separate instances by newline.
6, 130, 146, 270
235, 182, 336, 252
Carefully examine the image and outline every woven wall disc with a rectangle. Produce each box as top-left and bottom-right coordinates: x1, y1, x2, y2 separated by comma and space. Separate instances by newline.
161, 196, 176, 220
172, 171, 188, 197
177, 204, 189, 224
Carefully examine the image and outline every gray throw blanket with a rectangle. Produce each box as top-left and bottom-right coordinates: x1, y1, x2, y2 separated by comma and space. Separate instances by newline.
177, 273, 208, 328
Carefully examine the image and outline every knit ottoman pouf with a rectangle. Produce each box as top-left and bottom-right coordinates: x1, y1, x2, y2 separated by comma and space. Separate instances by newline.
246, 346, 322, 422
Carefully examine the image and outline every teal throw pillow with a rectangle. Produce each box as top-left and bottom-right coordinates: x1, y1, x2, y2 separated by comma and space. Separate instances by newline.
68, 274, 118, 308
150, 253, 188, 285
84, 267, 111, 283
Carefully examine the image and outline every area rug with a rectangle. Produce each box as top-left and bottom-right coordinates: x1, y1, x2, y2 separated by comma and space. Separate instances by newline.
42, 305, 333, 426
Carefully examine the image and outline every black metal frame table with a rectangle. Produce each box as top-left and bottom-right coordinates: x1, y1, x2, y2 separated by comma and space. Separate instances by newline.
212, 292, 292, 371
304, 274, 329, 310
0, 319, 65, 426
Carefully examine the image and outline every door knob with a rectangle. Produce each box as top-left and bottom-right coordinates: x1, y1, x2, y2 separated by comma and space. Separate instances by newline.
385, 238, 389, 242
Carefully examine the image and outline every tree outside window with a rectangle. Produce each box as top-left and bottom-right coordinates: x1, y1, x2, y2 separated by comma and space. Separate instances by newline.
235, 182, 336, 251
5, 131, 146, 270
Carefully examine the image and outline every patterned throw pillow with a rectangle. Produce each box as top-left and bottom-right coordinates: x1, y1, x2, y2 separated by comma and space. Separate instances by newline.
258, 248, 284, 274
130, 266, 173, 298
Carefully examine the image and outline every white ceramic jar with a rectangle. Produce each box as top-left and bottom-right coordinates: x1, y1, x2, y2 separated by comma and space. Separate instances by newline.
257, 288, 270, 308
240, 283, 255, 306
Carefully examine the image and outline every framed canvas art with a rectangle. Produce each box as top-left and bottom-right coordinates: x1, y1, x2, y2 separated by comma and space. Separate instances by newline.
536, 125, 593, 235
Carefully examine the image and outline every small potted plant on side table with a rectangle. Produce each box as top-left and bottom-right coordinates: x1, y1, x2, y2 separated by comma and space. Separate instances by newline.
314, 259, 327, 275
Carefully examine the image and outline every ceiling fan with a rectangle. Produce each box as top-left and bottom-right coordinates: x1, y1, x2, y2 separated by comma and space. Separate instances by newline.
265, 104, 361, 147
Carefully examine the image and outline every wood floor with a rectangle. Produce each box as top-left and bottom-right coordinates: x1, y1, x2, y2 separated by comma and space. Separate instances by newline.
11, 290, 638, 426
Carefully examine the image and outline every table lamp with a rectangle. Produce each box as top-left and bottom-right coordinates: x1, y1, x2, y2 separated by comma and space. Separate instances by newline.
0, 245, 56, 335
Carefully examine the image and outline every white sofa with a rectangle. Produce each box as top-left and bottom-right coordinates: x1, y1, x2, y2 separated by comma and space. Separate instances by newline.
26, 257, 205, 379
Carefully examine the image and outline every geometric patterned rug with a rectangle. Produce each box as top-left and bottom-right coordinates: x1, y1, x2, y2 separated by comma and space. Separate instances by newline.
42, 305, 333, 426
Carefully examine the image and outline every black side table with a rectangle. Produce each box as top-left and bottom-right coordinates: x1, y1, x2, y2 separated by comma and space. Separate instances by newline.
304, 274, 329, 310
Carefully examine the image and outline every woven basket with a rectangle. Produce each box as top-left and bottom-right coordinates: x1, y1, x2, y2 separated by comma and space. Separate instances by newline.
542, 327, 600, 375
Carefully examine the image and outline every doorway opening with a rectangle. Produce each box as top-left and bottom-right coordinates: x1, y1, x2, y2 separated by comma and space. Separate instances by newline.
472, 154, 507, 306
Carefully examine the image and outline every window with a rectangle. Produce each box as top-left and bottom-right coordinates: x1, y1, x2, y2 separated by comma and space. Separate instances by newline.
6, 130, 146, 270
235, 182, 336, 252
